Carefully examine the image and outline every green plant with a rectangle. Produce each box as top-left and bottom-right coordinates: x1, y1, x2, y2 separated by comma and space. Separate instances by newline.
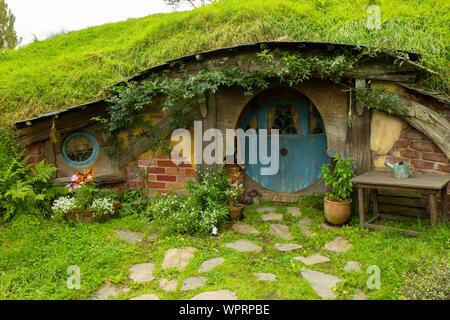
395, 255, 449, 300
225, 184, 244, 206
320, 153, 357, 202
355, 84, 406, 114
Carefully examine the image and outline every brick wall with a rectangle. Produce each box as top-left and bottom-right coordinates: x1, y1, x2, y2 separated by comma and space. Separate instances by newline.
24, 142, 45, 165
126, 154, 196, 195
386, 126, 449, 174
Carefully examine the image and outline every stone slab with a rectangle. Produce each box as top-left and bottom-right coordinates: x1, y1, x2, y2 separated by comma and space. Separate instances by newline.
298, 218, 313, 227
199, 258, 225, 273
181, 276, 207, 291
115, 229, 143, 244
324, 237, 353, 253
129, 263, 155, 282
161, 247, 197, 271
261, 213, 283, 222
344, 261, 362, 272
253, 272, 277, 282
301, 269, 342, 299
286, 207, 302, 217
256, 207, 276, 213
232, 224, 260, 235
130, 293, 160, 300
159, 278, 177, 292
190, 290, 238, 300
224, 239, 262, 252
274, 243, 301, 252
294, 254, 330, 266
269, 224, 293, 240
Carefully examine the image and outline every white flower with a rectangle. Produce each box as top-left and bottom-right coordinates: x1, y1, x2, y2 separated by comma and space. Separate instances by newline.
212, 226, 217, 235
90, 198, 114, 216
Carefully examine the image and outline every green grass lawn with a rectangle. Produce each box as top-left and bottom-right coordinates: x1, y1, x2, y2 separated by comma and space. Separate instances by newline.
0, 199, 448, 300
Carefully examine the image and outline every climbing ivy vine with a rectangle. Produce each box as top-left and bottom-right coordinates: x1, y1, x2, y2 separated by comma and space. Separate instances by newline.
95, 49, 409, 157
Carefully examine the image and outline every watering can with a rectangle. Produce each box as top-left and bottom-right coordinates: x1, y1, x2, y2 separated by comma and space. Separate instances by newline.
385, 161, 410, 179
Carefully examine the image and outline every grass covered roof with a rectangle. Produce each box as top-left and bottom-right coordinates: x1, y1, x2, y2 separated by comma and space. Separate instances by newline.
0, 0, 448, 126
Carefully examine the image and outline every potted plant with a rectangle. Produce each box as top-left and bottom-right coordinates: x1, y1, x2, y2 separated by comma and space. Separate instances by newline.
320, 154, 357, 225
225, 183, 245, 221
51, 168, 119, 223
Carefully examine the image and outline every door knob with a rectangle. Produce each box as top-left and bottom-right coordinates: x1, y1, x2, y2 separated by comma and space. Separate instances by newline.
280, 148, 288, 156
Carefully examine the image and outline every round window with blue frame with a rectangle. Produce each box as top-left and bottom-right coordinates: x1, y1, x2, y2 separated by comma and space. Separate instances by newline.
62, 131, 98, 166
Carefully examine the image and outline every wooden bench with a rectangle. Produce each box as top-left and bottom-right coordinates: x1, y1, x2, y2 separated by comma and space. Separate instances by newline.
351, 171, 449, 236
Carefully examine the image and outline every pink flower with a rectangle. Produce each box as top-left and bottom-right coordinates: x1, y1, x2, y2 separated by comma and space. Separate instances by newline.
71, 174, 78, 182
65, 184, 71, 188
68, 187, 73, 192
74, 184, 81, 190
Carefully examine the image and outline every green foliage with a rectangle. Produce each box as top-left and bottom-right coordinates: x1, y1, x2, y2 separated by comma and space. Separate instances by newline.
146, 169, 233, 235
320, 154, 357, 202
1, 0, 448, 127
395, 254, 449, 300
115, 189, 152, 217
356, 84, 406, 114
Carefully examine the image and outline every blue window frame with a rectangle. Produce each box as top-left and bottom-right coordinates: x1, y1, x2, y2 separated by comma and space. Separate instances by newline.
62, 131, 98, 166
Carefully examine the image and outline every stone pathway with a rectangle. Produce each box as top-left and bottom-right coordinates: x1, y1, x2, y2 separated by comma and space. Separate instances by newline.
269, 224, 292, 240
253, 272, 277, 282
286, 207, 302, 218
199, 258, 224, 273
256, 207, 276, 213
181, 276, 207, 291
159, 279, 177, 292
298, 218, 313, 227
301, 227, 314, 237
190, 290, 238, 300
320, 222, 339, 230
324, 237, 353, 253
294, 254, 330, 266
116, 229, 143, 244
232, 224, 260, 235
161, 247, 197, 271
224, 239, 262, 252
261, 213, 283, 222
344, 261, 361, 272
274, 243, 301, 252
129, 263, 155, 282
301, 269, 342, 299
130, 293, 160, 300
91, 285, 129, 300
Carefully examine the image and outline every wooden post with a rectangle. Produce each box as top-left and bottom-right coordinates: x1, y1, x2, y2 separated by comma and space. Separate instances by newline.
430, 192, 438, 227
201, 90, 217, 172
358, 187, 365, 225
44, 139, 57, 178
372, 189, 379, 218
441, 188, 448, 223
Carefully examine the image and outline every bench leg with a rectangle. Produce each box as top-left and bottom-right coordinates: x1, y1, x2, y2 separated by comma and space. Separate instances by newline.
430, 192, 438, 227
372, 189, 379, 218
358, 187, 365, 225
441, 188, 448, 223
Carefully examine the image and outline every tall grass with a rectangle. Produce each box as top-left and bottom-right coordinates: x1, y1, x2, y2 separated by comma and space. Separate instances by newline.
0, 0, 448, 125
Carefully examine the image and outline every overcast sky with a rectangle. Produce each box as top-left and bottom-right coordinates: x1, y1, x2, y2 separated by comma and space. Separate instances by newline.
6, 0, 193, 46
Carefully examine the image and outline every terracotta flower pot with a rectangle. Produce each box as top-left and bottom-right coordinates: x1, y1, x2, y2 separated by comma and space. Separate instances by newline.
323, 197, 352, 225
228, 203, 245, 221
66, 201, 120, 223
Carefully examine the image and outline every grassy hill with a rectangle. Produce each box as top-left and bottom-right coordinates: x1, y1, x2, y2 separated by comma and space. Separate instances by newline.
0, 0, 448, 126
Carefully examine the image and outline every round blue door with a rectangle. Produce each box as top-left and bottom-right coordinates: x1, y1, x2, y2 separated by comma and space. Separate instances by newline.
240, 98, 330, 193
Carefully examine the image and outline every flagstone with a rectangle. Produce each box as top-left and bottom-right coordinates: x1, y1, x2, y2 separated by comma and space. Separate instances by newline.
324, 237, 353, 253
274, 243, 301, 252
232, 224, 260, 235
199, 258, 225, 273
261, 213, 283, 222
298, 218, 313, 227
181, 276, 207, 291
253, 272, 277, 282
161, 247, 197, 271
344, 261, 362, 272
116, 230, 143, 244
130, 293, 160, 300
159, 278, 177, 292
320, 222, 339, 230
256, 207, 276, 213
224, 239, 262, 252
301, 269, 342, 299
301, 226, 314, 237
286, 207, 302, 217
269, 224, 292, 240
91, 286, 119, 300
190, 290, 238, 300
129, 263, 155, 282
294, 254, 330, 266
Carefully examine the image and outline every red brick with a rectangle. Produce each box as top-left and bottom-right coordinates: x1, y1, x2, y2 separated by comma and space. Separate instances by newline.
166, 182, 185, 189
148, 167, 165, 174
434, 145, 443, 153
422, 153, 448, 163
157, 190, 169, 194
28, 155, 44, 164
179, 162, 193, 168
166, 167, 182, 175
157, 160, 177, 167
157, 175, 176, 182
400, 149, 420, 158
410, 141, 433, 152
149, 182, 166, 189
401, 129, 423, 140
148, 175, 157, 181
436, 163, 450, 173
28, 145, 41, 155
411, 160, 434, 170
184, 168, 196, 175
128, 174, 136, 181
394, 139, 409, 148
127, 166, 136, 173
128, 181, 137, 187
177, 176, 196, 183
138, 160, 150, 167
385, 156, 408, 164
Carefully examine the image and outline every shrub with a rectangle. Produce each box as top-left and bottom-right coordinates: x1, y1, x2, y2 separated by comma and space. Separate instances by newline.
320, 153, 357, 202
396, 255, 449, 300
